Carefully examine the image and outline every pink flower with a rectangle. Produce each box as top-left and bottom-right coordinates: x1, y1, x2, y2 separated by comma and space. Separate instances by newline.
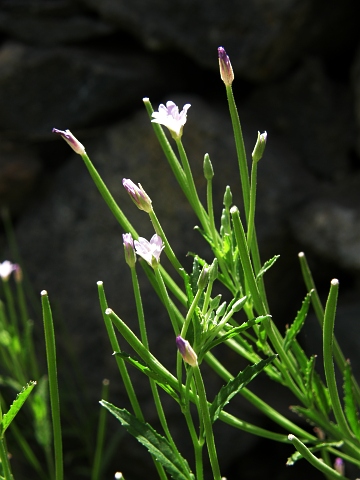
0, 260, 17, 281
151, 101, 191, 140
52, 128, 85, 155
176, 336, 198, 367
134, 234, 164, 267
122, 179, 152, 213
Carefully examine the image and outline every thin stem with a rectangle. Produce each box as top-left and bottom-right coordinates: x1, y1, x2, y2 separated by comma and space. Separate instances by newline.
323, 279, 354, 441
154, 267, 181, 335
41, 291, 63, 480
288, 434, 349, 480
81, 153, 137, 237
92, 379, 110, 480
149, 210, 184, 278
193, 366, 221, 480
298, 252, 360, 404
175, 139, 209, 234
0, 438, 13, 480
247, 159, 258, 251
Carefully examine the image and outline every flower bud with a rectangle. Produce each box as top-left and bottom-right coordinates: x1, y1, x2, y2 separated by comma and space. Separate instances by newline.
176, 336, 198, 367
334, 458, 344, 475
122, 233, 136, 268
223, 186, 233, 209
252, 131, 267, 163
0, 260, 17, 281
52, 128, 85, 155
203, 153, 214, 180
122, 179, 152, 213
197, 265, 210, 290
218, 47, 234, 86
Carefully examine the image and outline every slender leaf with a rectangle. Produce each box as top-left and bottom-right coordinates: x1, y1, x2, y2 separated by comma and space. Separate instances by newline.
343, 360, 360, 437
209, 355, 276, 423
114, 352, 179, 403
256, 255, 280, 283
0, 381, 36, 436
284, 291, 312, 351
100, 402, 193, 480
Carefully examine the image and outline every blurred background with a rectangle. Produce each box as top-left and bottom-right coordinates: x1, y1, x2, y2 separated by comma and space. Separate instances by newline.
1, 0, 360, 478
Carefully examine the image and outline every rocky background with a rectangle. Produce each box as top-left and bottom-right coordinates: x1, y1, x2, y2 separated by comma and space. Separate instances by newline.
1, 0, 360, 479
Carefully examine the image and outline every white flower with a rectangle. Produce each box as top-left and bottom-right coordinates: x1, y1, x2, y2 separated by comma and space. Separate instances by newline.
0, 260, 16, 281
151, 101, 191, 140
134, 234, 164, 267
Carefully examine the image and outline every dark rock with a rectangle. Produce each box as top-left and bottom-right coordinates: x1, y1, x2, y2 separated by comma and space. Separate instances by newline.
0, 42, 168, 137
80, 0, 360, 81
0, 1, 115, 45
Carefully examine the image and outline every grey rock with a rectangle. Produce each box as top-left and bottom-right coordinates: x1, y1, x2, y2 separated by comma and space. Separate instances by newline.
0, 2, 115, 44
80, 0, 357, 81
0, 42, 168, 136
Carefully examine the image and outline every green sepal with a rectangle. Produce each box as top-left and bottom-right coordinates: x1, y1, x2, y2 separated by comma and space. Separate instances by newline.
343, 360, 360, 437
0, 381, 36, 437
209, 355, 276, 423
114, 352, 179, 403
100, 402, 194, 480
284, 291, 312, 352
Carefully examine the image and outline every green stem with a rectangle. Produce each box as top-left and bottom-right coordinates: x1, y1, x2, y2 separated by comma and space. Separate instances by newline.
175, 139, 209, 234
225, 84, 250, 221
41, 291, 63, 480
193, 366, 221, 480
323, 279, 354, 441
0, 438, 13, 480
247, 159, 258, 251
288, 434, 349, 480
92, 379, 110, 480
298, 252, 360, 404
81, 153, 136, 237
98, 283, 168, 479
149, 210, 184, 278
154, 267, 181, 335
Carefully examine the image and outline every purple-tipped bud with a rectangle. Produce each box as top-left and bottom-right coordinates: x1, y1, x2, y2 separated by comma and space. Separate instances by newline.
176, 336, 198, 367
52, 128, 85, 155
252, 131, 267, 163
218, 47, 234, 86
122, 179, 152, 213
0, 260, 17, 281
122, 233, 136, 268
13, 264, 23, 283
334, 458, 344, 475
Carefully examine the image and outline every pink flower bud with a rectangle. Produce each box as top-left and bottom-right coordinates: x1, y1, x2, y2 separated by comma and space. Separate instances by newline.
122, 233, 136, 268
218, 47, 234, 86
176, 336, 198, 367
122, 179, 152, 213
52, 128, 85, 155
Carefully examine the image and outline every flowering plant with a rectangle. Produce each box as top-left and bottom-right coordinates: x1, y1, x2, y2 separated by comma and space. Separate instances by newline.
2, 46, 359, 480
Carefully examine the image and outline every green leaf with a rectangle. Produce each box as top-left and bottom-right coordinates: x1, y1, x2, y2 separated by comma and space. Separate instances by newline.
100, 402, 193, 480
0, 381, 36, 437
209, 355, 276, 423
114, 352, 179, 403
203, 315, 270, 352
256, 255, 280, 283
343, 360, 360, 437
284, 291, 312, 351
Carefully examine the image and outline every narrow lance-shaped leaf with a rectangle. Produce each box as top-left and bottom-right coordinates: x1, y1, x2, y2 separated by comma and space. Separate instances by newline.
256, 255, 280, 283
100, 402, 194, 480
343, 360, 360, 438
209, 355, 276, 423
0, 381, 36, 436
284, 291, 312, 352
